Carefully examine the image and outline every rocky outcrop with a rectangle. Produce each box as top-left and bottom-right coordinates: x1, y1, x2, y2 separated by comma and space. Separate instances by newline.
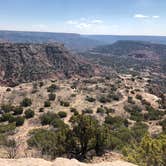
0, 43, 95, 86
0, 158, 137, 166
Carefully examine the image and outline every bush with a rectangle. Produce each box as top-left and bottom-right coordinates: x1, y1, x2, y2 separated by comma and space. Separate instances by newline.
15, 116, 25, 126
25, 109, 35, 119
39, 108, 44, 112
47, 84, 59, 93
98, 96, 110, 103
13, 106, 23, 115
1, 104, 14, 113
0, 113, 14, 122
58, 111, 67, 118
85, 96, 96, 102
6, 88, 11, 92
136, 94, 142, 100
70, 107, 77, 113
82, 108, 93, 114
97, 107, 105, 114
48, 93, 56, 101
40, 112, 58, 125
0, 123, 16, 133
44, 100, 51, 107
20, 98, 32, 107
60, 101, 70, 107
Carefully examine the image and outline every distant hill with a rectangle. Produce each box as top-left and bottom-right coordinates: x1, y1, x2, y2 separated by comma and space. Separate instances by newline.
85, 35, 166, 45
0, 30, 104, 51
0, 42, 96, 86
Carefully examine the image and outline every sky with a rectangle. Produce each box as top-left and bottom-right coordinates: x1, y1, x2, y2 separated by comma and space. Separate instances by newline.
0, 0, 166, 35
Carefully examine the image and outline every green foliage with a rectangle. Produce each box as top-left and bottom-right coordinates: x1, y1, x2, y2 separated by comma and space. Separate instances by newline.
136, 94, 142, 100
20, 98, 32, 107
39, 107, 44, 112
48, 93, 56, 101
82, 108, 93, 114
40, 112, 58, 126
28, 128, 68, 159
58, 111, 67, 118
60, 101, 70, 107
13, 106, 23, 115
1, 104, 14, 113
96, 107, 105, 114
123, 134, 166, 166
0, 123, 16, 133
25, 109, 35, 119
44, 100, 51, 107
0, 113, 13, 122
15, 116, 25, 126
47, 84, 59, 93
85, 96, 96, 102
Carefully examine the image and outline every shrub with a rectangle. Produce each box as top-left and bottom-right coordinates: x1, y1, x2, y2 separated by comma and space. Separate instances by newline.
85, 96, 96, 102
0, 123, 16, 133
58, 111, 67, 118
40, 112, 58, 125
60, 101, 70, 107
0, 113, 13, 122
6, 88, 11, 92
48, 93, 56, 101
136, 94, 142, 100
39, 108, 44, 112
25, 109, 35, 119
20, 98, 32, 107
96, 107, 105, 114
1, 104, 14, 113
70, 107, 77, 113
44, 100, 51, 107
98, 96, 109, 103
82, 108, 93, 114
13, 106, 23, 115
47, 84, 59, 93
15, 116, 25, 126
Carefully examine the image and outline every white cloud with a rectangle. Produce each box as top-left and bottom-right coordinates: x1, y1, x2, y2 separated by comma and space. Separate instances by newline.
91, 19, 103, 24
134, 14, 149, 18
152, 15, 160, 19
65, 18, 104, 29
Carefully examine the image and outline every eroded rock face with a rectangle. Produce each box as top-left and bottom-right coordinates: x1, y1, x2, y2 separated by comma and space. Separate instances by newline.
0, 43, 95, 86
0, 158, 137, 166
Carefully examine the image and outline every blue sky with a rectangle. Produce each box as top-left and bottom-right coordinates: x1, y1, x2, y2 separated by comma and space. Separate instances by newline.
0, 0, 166, 35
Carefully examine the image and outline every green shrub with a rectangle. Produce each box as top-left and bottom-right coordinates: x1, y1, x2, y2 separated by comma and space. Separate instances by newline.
0, 113, 13, 122
136, 94, 142, 100
85, 96, 96, 102
47, 84, 59, 93
1, 104, 14, 113
0, 123, 16, 133
48, 93, 56, 101
82, 108, 93, 114
13, 106, 23, 115
97, 107, 105, 114
40, 112, 58, 125
58, 111, 67, 118
15, 116, 25, 126
39, 107, 44, 112
25, 109, 35, 119
20, 98, 32, 107
60, 101, 70, 107
44, 100, 51, 107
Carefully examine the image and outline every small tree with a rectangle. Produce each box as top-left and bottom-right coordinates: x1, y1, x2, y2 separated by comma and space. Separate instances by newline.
58, 111, 67, 118
44, 100, 51, 107
15, 116, 25, 126
20, 98, 32, 107
25, 109, 35, 119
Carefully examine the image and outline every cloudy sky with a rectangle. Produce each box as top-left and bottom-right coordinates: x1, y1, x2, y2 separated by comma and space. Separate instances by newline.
0, 0, 165, 35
